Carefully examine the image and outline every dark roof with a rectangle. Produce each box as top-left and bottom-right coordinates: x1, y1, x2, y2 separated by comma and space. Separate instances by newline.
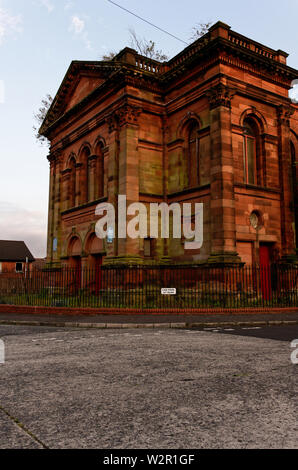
0, 240, 35, 262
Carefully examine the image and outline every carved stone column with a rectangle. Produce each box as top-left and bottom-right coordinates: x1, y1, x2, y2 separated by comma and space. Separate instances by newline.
117, 104, 142, 261
277, 104, 296, 261
104, 112, 119, 260
207, 84, 241, 265
51, 151, 62, 264
46, 154, 55, 264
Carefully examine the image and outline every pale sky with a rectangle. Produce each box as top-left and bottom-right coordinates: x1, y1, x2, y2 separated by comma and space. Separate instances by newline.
0, 0, 297, 257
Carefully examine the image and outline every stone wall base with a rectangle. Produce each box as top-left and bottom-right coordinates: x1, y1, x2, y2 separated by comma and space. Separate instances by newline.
0, 305, 297, 316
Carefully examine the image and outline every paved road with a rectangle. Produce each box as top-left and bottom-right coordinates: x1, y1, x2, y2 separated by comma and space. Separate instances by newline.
0, 324, 297, 449
192, 324, 298, 342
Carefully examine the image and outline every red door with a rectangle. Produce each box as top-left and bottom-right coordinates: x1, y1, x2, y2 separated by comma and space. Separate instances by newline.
259, 245, 271, 300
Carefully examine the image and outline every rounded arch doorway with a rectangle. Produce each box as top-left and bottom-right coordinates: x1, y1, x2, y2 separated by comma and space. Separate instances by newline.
67, 236, 82, 290
86, 233, 105, 293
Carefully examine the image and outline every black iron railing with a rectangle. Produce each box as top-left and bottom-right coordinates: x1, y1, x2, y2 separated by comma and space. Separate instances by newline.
0, 264, 297, 309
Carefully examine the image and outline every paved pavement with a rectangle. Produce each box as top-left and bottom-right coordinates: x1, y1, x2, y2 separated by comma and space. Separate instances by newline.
0, 324, 297, 449
0, 311, 298, 329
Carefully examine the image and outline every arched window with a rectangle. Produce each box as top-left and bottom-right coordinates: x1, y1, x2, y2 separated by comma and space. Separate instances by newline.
243, 118, 262, 185
69, 157, 76, 208
188, 121, 200, 188
95, 142, 104, 199
87, 155, 94, 203
80, 146, 91, 203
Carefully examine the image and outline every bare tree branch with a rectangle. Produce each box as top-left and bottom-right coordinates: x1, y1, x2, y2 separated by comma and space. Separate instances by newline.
33, 94, 53, 147
189, 22, 212, 41
128, 28, 169, 61
101, 51, 117, 61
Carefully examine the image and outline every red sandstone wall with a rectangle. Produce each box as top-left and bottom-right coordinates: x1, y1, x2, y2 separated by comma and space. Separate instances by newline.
45, 30, 298, 267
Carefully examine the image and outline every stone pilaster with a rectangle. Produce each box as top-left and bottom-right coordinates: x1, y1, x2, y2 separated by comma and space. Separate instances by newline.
46, 155, 55, 264
207, 84, 242, 265
117, 104, 142, 260
277, 104, 297, 262
104, 112, 119, 259
51, 152, 62, 264
162, 114, 170, 260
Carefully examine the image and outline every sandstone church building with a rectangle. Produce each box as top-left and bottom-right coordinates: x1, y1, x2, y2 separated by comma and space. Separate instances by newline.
40, 22, 298, 270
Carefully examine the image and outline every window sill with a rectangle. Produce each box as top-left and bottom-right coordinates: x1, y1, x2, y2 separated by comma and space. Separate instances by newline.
61, 196, 108, 216
234, 183, 281, 193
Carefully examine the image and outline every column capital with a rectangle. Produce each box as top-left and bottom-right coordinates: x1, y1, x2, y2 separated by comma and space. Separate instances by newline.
106, 113, 118, 134
107, 104, 142, 132
207, 84, 236, 110
47, 149, 62, 165
277, 104, 295, 127
116, 104, 142, 127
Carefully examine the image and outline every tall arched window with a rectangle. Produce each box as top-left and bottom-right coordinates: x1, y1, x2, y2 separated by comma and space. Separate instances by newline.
243, 118, 259, 185
69, 156, 76, 208
87, 155, 94, 203
188, 121, 200, 188
80, 146, 91, 203
95, 142, 104, 199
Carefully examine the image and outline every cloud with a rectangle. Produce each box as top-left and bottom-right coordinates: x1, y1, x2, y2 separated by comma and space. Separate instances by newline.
0, 202, 47, 258
70, 15, 85, 34
0, 7, 22, 45
82, 32, 92, 50
289, 79, 298, 104
38, 0, 54, 13
69, 15, 92, 50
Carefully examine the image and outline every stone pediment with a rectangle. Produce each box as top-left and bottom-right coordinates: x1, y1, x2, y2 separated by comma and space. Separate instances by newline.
64, 75, 105, 113
40, 61, 120, 135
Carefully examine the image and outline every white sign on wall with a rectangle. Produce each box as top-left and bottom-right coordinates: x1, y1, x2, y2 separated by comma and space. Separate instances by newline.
161, 288, 177, 295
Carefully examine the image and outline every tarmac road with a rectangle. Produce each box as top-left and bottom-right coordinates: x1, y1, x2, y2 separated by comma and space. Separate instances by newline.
192, 324, 298, 342
0, 324, 297, 449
